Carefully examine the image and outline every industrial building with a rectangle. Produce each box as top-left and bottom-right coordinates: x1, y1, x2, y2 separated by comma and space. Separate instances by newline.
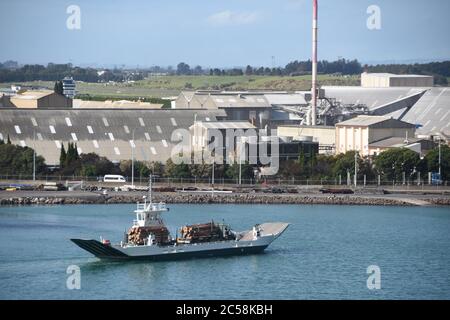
368, 137, 435, 157
276, 125, 335, 154
361, 72, 434, 88
1, 90, 72, 109
0, 108, 225, 165
335, 115, 416, 157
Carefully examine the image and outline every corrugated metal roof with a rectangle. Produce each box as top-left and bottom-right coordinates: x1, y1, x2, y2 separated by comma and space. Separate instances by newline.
0, 108, 226, 165
337, 115, 391, 126
322, 86, 425, 110
194, 121, 256, 130
11, 90, 53, 100
210, 94, 270, 108
401, 88, 450, 136
264, 94, 307, 105
369, 137, 422, 148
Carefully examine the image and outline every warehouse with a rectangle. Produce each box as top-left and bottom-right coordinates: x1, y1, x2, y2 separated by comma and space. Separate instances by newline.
0, 108, 225, 165
361, 72, 434, 88
335, 115, 416, 156
5, 90, 72, 108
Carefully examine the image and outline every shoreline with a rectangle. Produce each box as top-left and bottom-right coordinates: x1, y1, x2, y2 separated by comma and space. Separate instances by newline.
1, 192, 449, 207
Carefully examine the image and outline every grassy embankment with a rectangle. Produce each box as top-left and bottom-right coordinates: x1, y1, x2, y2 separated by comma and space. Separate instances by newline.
0, 74, 360, 99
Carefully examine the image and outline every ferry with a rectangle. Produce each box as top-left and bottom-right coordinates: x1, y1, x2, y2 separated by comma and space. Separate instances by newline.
71, 177, 289, 261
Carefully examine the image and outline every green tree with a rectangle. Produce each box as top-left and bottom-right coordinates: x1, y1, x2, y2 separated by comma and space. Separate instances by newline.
332, 151, 360, 177
59, 144, 67, 167
225, 161, 254, 181
149, 161, 164, 176
374, 148, 420, 181
0, 144, 46, 175
424, 144, 450, 181
164, 158, 191, 178
279, 160, 302, 179
54, 80, 63, 95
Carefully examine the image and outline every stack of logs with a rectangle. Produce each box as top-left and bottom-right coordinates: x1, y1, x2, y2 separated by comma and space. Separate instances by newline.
127, 226, 170, 245
178, 222, 223, 243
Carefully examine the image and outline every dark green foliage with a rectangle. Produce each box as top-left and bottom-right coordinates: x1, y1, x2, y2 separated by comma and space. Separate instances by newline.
54, 80, 64, 95
164, 158, 191, 178
423, 144, 450, 181
225, 162, 254, 180
0, 143, 46, 175
59, 144, 66, 166
374, 148, 421, 181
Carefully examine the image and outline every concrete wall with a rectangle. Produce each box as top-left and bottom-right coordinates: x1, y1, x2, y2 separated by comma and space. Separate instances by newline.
335, 126, 370, 156
38, 93, 72, 108
390, 77, 433, 87
277, 126, 335, 150
361, 73, 390, 88
369, 127, 415, 144
335, 125, 415, 156
361, 73, 434, 88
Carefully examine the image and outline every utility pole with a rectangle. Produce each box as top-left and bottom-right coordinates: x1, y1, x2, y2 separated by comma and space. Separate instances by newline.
33, 130, 36, 181
131, 130, 135, 187
438, 136, 441, 179
354, 151, 358, 187
212, 152, 215, 188
238, 142, 242, 186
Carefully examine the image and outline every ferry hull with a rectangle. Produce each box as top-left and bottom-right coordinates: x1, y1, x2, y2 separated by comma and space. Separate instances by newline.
71, 239, 268, 261
71, 222, 289, 262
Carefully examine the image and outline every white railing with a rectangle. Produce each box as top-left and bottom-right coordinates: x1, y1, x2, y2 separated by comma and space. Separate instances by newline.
136, 203, 146, 211
150, 202, 166, 211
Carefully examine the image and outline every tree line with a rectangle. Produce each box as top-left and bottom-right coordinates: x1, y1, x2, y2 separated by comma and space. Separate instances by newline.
0, 63, 144, 83
2, 60, 448, 84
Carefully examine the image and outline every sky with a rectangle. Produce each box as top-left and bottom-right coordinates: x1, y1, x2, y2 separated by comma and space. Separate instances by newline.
0, 0, 449, 68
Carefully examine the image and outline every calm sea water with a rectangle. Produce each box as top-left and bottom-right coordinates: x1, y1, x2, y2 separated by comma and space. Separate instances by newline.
0, 203, 449, 300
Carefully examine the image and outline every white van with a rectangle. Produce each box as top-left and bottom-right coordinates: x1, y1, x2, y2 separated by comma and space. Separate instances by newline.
103, 175, 126, 183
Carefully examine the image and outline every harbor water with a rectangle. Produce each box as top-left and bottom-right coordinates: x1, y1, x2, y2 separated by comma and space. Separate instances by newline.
0, 204, 449, 300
